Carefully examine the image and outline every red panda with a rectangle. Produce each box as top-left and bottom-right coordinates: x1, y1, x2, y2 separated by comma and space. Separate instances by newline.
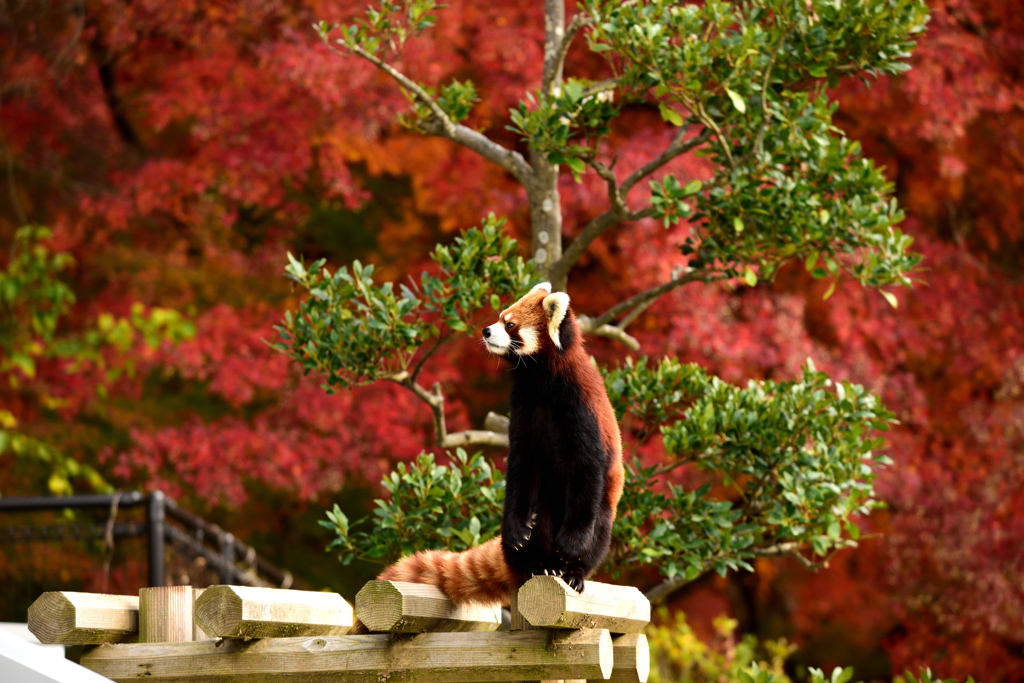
374, 282, 624, 607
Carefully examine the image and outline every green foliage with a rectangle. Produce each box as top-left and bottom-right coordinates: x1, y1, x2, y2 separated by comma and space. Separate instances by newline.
608, 358, 892, 581
646, 607, 794, 683
275, 215, 537, 391
1, 226, 195, 495
323, 358, 891, 586
0, 226, 76, 383
320, 449, 504, 565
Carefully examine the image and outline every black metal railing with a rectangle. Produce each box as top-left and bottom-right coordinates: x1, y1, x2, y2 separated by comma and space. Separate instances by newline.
0, 491, 294, 589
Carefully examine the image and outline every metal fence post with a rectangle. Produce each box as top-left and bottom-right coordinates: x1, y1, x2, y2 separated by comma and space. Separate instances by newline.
147, 491, 166, 587
219, 532, 235, 584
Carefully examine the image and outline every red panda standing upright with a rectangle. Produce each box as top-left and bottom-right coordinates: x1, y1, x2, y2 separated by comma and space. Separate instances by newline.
376, 282, 624, 606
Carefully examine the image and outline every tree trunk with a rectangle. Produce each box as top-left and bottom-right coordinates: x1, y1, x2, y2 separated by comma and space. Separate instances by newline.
530, 0, 565, 290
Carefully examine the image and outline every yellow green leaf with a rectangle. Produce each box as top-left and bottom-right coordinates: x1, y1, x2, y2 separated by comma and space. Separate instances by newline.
724, 87, 746, 114
743, 268, 757, 287
658, 102, 684, 126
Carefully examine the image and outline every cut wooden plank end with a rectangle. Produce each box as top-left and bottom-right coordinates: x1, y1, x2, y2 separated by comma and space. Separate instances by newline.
28, 591, 139, 645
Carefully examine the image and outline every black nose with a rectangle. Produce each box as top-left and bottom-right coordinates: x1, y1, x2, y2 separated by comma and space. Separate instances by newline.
482, 327, 491, 339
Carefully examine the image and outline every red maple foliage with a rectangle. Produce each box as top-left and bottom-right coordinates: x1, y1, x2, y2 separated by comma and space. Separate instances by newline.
2, 0, 1022, 678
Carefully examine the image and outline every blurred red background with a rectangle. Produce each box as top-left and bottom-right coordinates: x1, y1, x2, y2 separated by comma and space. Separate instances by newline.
2, 0, 1022, 678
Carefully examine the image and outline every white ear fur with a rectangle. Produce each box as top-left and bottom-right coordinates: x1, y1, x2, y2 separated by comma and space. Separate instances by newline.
543, 292, 570, 349
530, 282, 552, 294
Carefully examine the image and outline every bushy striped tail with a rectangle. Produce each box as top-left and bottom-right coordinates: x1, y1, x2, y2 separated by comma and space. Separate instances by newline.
378, 537, 518, 606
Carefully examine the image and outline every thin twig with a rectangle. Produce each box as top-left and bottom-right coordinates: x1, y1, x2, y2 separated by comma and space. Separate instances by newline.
551, 129, 711, 283
342, 43, 535, 186
388, 374, 509, 449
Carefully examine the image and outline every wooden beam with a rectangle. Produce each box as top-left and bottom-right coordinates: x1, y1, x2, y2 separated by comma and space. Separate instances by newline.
355, 580, 501, 633
80, 628, 614, 683
609, 633, 650, 683
194, 585, 354, 638
140, 586, 195, 643
28, 592, 139, 645
516, 576, 651, 634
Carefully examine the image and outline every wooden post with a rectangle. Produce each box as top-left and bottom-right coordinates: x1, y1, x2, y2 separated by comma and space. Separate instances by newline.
81, 629, 615, 683
356, 580, 501, 633
517, 576, 650, 633
140, 586, 195, 643
509, 587, 581, 683
609, 633, 650, 683
27, 592, 139, 645
194, 585, 354, 638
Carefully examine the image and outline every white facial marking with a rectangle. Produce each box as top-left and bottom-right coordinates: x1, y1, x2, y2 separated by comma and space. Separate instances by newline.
516, 326, 539, 355
530, 282, 552, 294
484, 323, 512, 354
543, 292, 570, 349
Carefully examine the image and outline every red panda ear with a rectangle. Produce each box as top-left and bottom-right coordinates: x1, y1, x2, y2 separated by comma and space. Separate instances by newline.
530, 282, 552, 295
542, 292, 570, 349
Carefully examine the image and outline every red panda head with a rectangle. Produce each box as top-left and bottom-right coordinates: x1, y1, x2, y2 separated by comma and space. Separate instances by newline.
481, 282, 573, 357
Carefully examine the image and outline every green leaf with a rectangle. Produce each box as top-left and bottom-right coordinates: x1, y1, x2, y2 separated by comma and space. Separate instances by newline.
880, 290, 898, 308
658, 102, 684, 126
743, 268, 758, 287
733, 217, 745, 234
724, 87, 746, 114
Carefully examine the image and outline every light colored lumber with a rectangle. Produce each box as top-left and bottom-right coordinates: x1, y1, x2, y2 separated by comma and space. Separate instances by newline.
517, 576, 651, 634
192, 588, 213, 641
28, 591, 139, 645
609, 633, 650, 683
141, 586, 195, 643
81, 628, 614, 683
356, 580, 501, 633
195, 585, 354, 638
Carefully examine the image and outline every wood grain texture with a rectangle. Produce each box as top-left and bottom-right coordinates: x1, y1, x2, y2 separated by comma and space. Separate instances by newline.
609, 633, 649, 683
517, 576, 650, 634
141, 586, 195, 643
80, 628, 614, 683
194, 585, 355, 639
356, 580, 501, 633
28, 591, 139, 645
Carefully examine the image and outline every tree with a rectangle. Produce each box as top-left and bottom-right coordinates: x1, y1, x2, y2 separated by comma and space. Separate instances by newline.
286, 0, 927, 605
3, 0, 1023, 677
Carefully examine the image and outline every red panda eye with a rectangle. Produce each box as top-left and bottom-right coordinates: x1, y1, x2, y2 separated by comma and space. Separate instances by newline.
505, 321, 515, 330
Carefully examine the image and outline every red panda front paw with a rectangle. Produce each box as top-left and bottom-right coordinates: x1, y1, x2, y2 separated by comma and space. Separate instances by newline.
531, 568, 563, 578
561, 567, 585, 593
505, 511, 538, 551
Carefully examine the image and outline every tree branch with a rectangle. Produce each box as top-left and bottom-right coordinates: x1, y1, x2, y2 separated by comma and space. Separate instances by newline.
576, 316, 640, 351
551, 129, 711, 283
589, 269, 709, 330
543, 13, 587, 97
644, 539, 859, 604
580, 78, 620, 100
346, 44, 534, 187
389, 374, 510, 449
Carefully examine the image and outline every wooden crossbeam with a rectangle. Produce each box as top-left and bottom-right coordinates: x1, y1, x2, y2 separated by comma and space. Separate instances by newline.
610, 633, 650, 683
28, 592, 139, 645
80, 628, 614, 683
194, 585, 355, 638
516, 576, 651, 634
355, 580, 501, 633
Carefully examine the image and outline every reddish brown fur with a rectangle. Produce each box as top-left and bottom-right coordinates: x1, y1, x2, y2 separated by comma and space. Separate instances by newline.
502, 291, 624, 519
375, 537, 519, 607
365, 287, 624, 612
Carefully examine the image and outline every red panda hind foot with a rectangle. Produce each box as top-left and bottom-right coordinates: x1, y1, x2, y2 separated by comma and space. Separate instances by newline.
505, 511, 538, 551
